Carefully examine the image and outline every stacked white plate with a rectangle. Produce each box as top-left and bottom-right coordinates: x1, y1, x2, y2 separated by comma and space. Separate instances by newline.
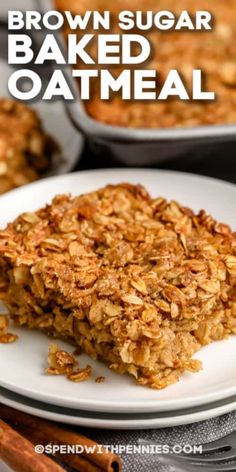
0, 169, 236, 429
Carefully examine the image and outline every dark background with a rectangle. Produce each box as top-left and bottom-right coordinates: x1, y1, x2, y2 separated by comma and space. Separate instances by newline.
77, 139, 236, 184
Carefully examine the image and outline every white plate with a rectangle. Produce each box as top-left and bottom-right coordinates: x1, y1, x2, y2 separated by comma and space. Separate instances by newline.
0, 60, 83, 174
0, 462, 11, 472
1, 385, 236, 430
0, 169, 235, 414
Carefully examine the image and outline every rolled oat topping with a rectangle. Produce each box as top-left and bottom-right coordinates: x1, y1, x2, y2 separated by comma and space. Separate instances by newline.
0, 183, 235, 389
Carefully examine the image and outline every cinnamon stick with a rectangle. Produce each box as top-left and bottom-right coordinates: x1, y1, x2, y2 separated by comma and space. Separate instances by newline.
15, 427, 105, 472
0, 404, 122, 472
0, 418, 64, 472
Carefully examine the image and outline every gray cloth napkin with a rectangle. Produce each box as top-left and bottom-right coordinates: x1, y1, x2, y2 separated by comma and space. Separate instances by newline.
73, 411, 236, 471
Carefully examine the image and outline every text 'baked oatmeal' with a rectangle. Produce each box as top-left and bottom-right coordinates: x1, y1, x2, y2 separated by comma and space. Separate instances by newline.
0, 184, 235, 389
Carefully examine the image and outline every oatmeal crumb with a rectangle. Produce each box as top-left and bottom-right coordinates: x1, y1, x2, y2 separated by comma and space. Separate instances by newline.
0, 314, 18, 343
46, 344, 92, 382
46, 343, 77, 376
95, 376, 105, 383
0, 333, 18, 344
73, 348, 82, 356
67, 365, 92, 383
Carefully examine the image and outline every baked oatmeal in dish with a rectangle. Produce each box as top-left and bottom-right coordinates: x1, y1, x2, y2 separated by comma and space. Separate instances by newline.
0, 184, 235, 389
56, 0, 236, 128
0, 99, 56, 194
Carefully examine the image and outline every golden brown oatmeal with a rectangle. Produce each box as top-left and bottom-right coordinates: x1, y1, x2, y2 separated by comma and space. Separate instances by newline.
0, 184, 235, 389
56, 0, 236, 128
0, 98, 57, 194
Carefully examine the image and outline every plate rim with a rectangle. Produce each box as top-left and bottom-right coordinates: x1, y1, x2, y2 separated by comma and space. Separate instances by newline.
1, 385, 236, 430
0, 168, 236, 202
